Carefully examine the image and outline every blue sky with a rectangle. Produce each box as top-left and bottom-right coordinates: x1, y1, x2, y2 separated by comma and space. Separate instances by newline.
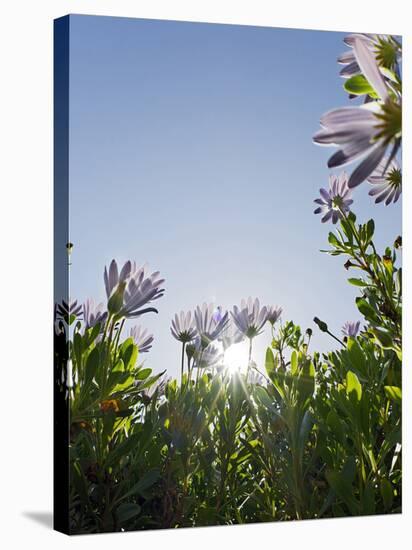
68, 15, 401, 377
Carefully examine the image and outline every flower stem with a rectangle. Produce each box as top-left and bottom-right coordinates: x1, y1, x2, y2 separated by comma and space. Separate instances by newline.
247, 338, 253, 376
181, 342, 186, 385
326, 329, 344, 347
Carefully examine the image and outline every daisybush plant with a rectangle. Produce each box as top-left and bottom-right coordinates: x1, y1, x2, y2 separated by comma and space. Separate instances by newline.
62, 221, 401, 531
59, 32, 402, 533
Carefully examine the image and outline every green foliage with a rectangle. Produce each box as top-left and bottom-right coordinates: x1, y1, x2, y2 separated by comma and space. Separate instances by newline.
344, 75, 378, 98
63, 208, 401, 532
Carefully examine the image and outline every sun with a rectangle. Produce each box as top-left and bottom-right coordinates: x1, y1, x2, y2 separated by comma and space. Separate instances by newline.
224, 342, 248, 373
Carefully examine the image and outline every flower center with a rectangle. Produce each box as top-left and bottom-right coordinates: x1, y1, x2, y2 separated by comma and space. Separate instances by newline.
387, 167, 402, 189
332, 195, 344, 210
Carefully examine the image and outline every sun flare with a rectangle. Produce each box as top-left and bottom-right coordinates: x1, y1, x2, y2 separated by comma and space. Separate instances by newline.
224, 342, 248, 373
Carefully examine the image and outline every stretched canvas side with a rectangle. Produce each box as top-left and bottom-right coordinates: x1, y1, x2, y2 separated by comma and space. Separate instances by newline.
53, 14, 70, 536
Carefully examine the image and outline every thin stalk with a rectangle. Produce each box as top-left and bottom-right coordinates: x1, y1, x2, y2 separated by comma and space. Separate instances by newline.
195, 349, 205, 384
112, 318, 125, 361
326, 329, 345, 347
181, 342, 186, 385
247, 337, 253, 376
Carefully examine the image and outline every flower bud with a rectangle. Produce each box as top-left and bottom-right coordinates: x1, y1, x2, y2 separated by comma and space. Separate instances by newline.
107, 281, 126, 315
313, 317, 328, 333
186, 343, 196, 359
394, 236, 402, 249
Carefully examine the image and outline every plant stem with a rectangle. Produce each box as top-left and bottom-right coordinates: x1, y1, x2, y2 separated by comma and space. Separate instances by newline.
247, 338, 253, 376
326, 329, 345, 347
181, 342, 186, 385
113, 318, 125, 361
341, 210, 400, 335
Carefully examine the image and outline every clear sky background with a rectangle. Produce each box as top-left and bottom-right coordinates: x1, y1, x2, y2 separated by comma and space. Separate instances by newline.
68, 15, 401, 378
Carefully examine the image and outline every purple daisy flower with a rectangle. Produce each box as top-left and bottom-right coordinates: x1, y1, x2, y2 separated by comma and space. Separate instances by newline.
338, 33, 401, 83
170, 310, 197, 343
104, 259, 165, 319
56, 299, 82, 319
367, 157, 401, 205
314, 37, 401, 189
129, 325, 154, 353
83, 299, 107, 329
194, 303, 229, 348
247, 369, 265, 386
231, 298, 268, 339
314, 172, 353, 223
338, 33, 377, 79
342, 321, 360, 338
266, 305, 282, 325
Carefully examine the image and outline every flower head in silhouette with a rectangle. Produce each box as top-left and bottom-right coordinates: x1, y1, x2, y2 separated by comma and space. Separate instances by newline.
314, 173, 353, 224
314, 37, 401, 188
367, 157, 401, 205
231, 298, 268, 339
104, 259, 165, 318
129, 325, 154, 353
338, 34, 400, 81
194, 303, 229, 348
342, 321, 360, 338
83, 299, 107, 329
56, 300, 82, 324
266, 305, 283, 325
171, 310, 197, 343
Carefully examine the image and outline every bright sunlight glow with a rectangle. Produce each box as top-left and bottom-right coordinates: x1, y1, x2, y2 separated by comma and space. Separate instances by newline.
224, 342, 249, 373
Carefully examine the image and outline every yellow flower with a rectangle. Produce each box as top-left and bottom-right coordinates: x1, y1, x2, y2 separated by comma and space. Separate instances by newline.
100, 399, 120, 413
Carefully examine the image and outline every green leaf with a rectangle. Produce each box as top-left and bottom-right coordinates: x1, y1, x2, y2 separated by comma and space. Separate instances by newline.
113, 358, 125, 372
136, 367, 152, 380
265, 347, 276, 380
328, 232, 341, 248
326, 410, 345, 445
380, 479, 394, 510
290, 350, 298, 375
105, 432, 145, 468
340, 218, 353, 242
73, 332, 83, 368
297, 361, 315, 405
362, 480, 376, 515
120, 338, 138, 370
87, 322, 102, 345
346, 337, 367, 377
346, 371, 362, 403
344, 74, 378, 97
356, 297, 379, 323
326, 459, 359, 515
372, 328, 393, 349
298, 410, 314, 451
119, 468, 161, 502
365, 219, 375, 242
113, 375, 135, 393
254, 385, 274, 409
85, 347, 99, 384
384, 385, 402, 405
116, 502, 141, 523
348, 278, 368, 287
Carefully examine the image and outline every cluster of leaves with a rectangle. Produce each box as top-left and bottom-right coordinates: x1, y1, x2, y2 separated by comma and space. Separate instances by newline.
325, 212, 401, 358
61, 212, 401, 533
